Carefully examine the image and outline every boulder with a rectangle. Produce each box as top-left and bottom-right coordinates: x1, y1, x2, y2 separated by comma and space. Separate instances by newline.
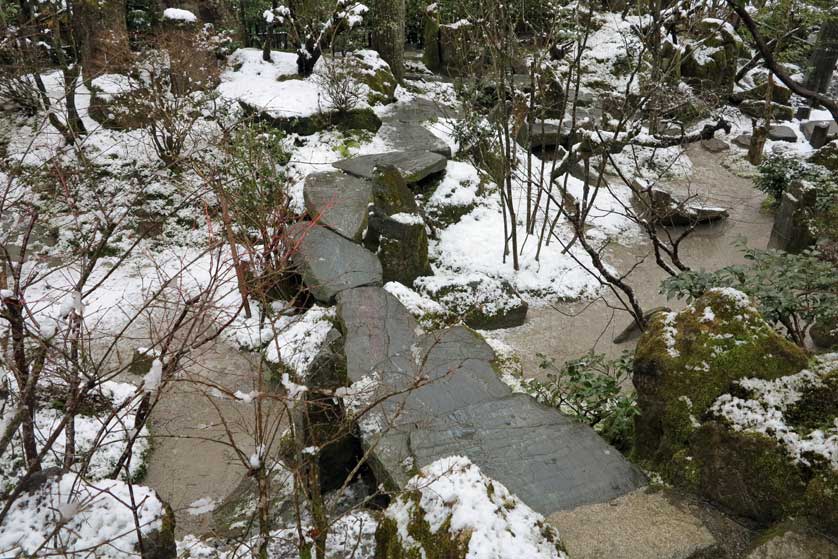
414, 274, 529, 330
333, 151, 448, 185
632, 288, 809, 476
701, 138, 730, 153
375, 456, 570, 559
681, 40, 737, 97
768, 125, 797, 143
303, 171, 372, 242
422, 7, 442, 72
288, 223, 382, 303
613, 307, 671, 344
240, 101, 382, 136
366, 167, 431, 285
768, 180, 817, 253
437, 19, 483, 76
734, 133, 753, 149
377, 122, 452, 157
351, 49, 397, 105
745, 523, 838, 559
370, 165, 419, 215
809, 140, 838, 171
740, 100, 795, 121
800, 120, 838, 149
811, 317, 838, 349
371, 212, 432, 284
518, 121, 566, 150
732, 81, 792, 105
631, 179, 729, 226
695, 355, 838, 530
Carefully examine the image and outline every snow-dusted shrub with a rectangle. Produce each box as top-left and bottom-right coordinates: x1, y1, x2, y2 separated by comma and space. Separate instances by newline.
376, 456, 569, 559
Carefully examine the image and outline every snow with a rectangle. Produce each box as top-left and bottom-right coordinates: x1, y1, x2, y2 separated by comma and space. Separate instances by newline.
427, 160, 482, 212
143, 358, 163, 393
163, 7, 197, 23
414, 273, 522, 316
385, 456, 568, 559
384, 281, 445, 319
186, 497, 218, 516
389, 212, 425, 226
0, 472, 165, 557
263, 305, 336, 377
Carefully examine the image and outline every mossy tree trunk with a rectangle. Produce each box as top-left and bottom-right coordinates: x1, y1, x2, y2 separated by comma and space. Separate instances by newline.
73, 0, 131, 82
371, 0, 405, 82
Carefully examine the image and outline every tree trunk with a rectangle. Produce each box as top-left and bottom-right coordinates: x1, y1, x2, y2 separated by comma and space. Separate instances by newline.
370, 0, 405, 81
73, 0, 131, 81
805, 15, 838, 97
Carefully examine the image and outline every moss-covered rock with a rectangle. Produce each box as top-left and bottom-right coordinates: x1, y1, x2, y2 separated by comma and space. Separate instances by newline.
422, 8, 442, 73
632, 288, 808, 471
240, 101, 382, 136
804, 471, 838, 538
745, 519, 838, 558
375, 456, 569, 559
809, 140, 838, 171
351, 50, 397, 105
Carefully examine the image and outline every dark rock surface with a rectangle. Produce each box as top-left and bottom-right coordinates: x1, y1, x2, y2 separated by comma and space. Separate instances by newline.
701, 138, 730, 153
768, 180, 817, 254
767, 125, 797, 143
288, 224, 382, 302
333, 151, 448, 184
303, 171, 373, 242
378, 122, 452, 157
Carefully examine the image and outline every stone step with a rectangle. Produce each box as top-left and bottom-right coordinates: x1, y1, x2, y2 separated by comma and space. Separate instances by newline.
333, 150, 448, 185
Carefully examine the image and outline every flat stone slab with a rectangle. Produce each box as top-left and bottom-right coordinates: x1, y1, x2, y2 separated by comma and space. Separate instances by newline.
288, 224, 382, 303
733, 134, 752, 148
378, 122, 452, 158
333, 151, 448, 184
336, 286, 420, 383
701, 138, 730, 153
303, 172, 372, 242
768, 125, 797, 143
547, 489, 718, 559
410, 393, 646, 514
348, 316, 646, 514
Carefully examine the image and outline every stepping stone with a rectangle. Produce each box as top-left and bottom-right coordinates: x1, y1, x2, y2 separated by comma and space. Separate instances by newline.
378, 122, 452, 157
288, 224, 382, 303
343, 311, 646, 513
632, 179, 729, 226
768, 125, 797, 143
336, 286, 420, 383
733, 133, 752, 149
701, 138, 730, 153
333, 151, 447, 184
303, 171, 372, 242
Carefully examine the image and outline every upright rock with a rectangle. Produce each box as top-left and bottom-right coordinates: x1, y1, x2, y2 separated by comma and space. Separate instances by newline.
768, 180, 817, 253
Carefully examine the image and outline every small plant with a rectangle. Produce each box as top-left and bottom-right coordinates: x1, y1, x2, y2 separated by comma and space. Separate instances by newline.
521, 351, 639, 452
316, 56, 364, 114
662, 244, 838, 347
754, 153, 806, 205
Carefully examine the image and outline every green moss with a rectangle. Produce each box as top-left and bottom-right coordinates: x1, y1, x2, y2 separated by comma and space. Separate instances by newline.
374, 492, 474, 559
693, 423, 806, 525
633, 290, 808, 473
804, 471, 838, 538
785, 370, 838, 435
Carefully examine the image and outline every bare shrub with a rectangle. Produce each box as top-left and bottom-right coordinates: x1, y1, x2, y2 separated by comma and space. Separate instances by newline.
315, 56, 364, 114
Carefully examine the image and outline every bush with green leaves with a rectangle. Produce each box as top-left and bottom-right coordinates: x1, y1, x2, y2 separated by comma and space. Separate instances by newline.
662, 245, 838, 347
521, 351, 638, 452
755, 153, 806, 204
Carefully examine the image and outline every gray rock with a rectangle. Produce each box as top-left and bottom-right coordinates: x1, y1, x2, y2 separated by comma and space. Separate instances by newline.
768, 125, 798, 143
701, 138, 730, 153
378, 122, 452, 157
354, 324, 646, 513
414, 275, 528, 330
746, 525, 838, 559
768, 180, 817, 253
739, 100, 795, 121
410, 392, 647, 514
371, 166, 419, 215
731, 81, 792, 105
288, 224, 382, 303
632, 179, 729, 226
336, 286, 419, 383
734, 133, 753, 149
303, 172, 372, 242
519, 121, 565, 149
800, 120, 838, 149
372, 214, 431, 285
333, 151, 448, 185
